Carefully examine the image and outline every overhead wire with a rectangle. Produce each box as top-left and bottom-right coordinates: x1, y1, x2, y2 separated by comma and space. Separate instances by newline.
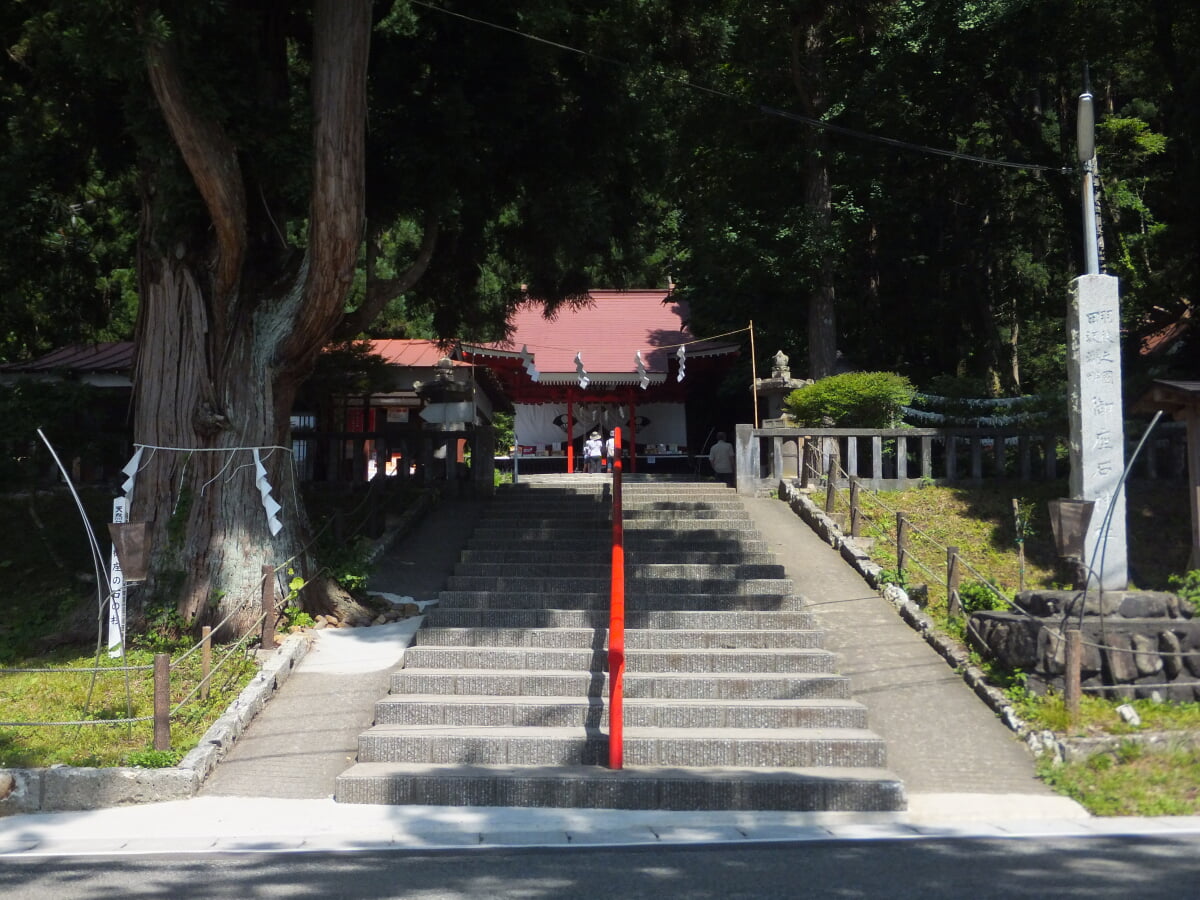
409, 1, 1070, 176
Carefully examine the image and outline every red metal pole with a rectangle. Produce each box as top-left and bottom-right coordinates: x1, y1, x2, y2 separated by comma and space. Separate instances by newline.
608, 427, 625, 769
567, 392, 575, 473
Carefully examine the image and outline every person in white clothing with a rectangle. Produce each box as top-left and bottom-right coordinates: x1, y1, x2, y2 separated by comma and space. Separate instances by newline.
583, 431, 604, 474
708, 431, 735, 487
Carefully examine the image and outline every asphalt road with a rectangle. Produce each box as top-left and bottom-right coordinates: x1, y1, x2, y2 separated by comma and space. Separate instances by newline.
3, 834, 1199, 899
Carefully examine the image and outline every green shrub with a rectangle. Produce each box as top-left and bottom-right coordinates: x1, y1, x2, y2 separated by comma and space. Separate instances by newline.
125, 748, 185, 768
1168, 570, 1200, 614
959, 580, 1009, 613
784, 371, 914, 428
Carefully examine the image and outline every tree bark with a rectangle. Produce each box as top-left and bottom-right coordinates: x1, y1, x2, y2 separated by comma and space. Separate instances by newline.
791, 10, 838, 380
130, 0, 372, 637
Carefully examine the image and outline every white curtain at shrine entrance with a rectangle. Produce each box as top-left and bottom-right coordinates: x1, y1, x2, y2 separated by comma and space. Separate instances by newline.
514, 402, 686, 447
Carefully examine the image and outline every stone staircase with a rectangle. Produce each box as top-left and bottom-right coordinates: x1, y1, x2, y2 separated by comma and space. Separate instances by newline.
335, 476, 905, 811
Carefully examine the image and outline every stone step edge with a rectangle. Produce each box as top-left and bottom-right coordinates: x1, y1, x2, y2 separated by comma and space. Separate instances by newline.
375, 695, 867, 709
359, 724, 883, 741
333, 764, 907, 810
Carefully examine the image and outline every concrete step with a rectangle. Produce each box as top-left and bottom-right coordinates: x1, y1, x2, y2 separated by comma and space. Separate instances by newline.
464, 537, 767, 554
402, 646, 837, 674
338, 477, 903, 814
374, 695, 867, 729
421, 608, 819, 630
353, 725, 889, 768
413, 627, 825, 650
444, 576, 794, 595
433, 592, 801, 611
390, 669, 851, 700
622, 520, 759, 534
622, 508, 749, 521
459, 549, 776, 564
335, 762, 905, 811
450, 562, 788, 580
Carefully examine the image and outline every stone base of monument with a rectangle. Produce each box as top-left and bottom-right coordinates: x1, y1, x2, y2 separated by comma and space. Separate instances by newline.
969, 589, 1200, 701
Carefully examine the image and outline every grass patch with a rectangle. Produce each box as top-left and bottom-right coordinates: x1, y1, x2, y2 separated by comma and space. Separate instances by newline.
1038, 742, 1200, 816
1007, 689, 1200, 737
0, 642, 257, 768
836, 478, 1192, 605
0, 480, 421, 769
826, 475, 1200, 813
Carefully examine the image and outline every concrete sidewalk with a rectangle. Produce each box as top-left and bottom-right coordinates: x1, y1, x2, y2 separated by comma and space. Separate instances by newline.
742, 495, 1054, 798
199, 495, 485, 800
5, 484, 1173, 856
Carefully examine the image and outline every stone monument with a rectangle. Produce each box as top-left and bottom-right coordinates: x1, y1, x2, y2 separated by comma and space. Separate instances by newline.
1067, 274, 1128, 590
755, 351, 809, 478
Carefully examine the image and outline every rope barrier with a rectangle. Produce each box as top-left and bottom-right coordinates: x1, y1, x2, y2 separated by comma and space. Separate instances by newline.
172, 618, 262, 714
0, 664, 152, 675
0, 715, 154, 728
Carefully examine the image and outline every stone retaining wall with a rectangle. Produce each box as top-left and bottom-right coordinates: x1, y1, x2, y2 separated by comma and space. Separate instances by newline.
969, 589, 1200, 701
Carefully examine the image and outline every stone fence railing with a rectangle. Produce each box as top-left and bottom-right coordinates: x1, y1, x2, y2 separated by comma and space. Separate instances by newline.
733, 422, 1188, 493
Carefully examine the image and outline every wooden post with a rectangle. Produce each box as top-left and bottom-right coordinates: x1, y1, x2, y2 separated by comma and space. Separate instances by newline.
947, 546, 962, 618
201, 625, 212, 701
1044, 433, 1058, 479
896, 513, 909, 580
1065, 629, 1083, 727
261, 564, 277, 650
153, 653, 170, 751
824, 456, 837, 515
849, 478, 862, 537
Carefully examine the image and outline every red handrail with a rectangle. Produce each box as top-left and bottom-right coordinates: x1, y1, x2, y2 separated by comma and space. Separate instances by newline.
608, 427, 625, 769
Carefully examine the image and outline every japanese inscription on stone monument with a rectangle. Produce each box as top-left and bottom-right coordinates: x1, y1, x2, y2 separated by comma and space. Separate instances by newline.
1067, 274, 1128, 589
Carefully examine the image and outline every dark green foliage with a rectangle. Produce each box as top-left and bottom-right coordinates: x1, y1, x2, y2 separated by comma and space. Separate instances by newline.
0, 380, 123, 488
959, 580, 1009, 614
1168, 570, 1200, 616
784, 371, 914, 427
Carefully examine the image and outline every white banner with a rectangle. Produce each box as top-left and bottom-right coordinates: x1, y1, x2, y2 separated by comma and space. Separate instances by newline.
108, 497, 126, 658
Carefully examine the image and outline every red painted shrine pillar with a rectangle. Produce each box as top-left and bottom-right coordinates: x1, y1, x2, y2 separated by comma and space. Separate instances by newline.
629, 391, 638, 474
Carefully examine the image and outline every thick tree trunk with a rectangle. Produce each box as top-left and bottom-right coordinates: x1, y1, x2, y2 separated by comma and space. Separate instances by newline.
803, 156, 838, 380
792, 11, 838, 381
130, 0, 371, 638
130, 251, 306, 637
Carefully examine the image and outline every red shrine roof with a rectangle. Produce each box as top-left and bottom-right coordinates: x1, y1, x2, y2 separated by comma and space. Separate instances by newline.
460, 289, 738, 387
371, 339, 467, 368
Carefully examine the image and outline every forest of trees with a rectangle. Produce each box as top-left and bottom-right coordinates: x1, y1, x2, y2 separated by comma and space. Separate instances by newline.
1, 1, 1195, 629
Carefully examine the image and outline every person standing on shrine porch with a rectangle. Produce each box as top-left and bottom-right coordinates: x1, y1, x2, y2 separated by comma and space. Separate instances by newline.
584, 431, 604, 474
708, 431, 735, 487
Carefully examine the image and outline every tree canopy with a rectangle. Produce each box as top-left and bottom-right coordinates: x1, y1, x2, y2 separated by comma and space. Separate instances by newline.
0, 1, 1196, 629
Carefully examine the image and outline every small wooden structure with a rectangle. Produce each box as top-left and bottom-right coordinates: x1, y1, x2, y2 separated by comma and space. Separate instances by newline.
1133, 380, 1200, 568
